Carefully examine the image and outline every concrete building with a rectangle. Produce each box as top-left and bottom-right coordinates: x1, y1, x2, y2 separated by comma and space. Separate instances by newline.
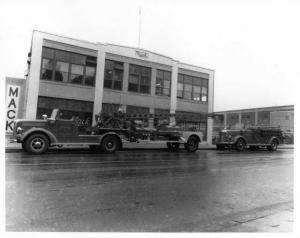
213, 105, 294, 134
11, 30, 214, 142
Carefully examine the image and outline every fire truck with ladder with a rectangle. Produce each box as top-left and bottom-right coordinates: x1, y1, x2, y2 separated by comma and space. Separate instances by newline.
11, 108, 206, 154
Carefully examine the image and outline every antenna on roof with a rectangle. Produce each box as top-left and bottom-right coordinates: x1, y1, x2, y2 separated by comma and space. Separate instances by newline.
138, 7, 142, 48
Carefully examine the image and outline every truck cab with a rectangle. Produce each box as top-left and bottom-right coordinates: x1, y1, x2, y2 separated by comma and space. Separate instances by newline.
12, 108, 103, 154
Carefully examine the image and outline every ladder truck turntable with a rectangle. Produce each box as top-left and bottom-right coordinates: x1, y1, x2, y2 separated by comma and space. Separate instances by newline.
11, 108, 204, 154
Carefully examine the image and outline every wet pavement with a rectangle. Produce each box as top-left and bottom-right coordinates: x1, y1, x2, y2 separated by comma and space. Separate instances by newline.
5, 148, 293, 232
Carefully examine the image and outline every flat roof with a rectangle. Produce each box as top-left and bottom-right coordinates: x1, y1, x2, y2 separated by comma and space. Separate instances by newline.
215, 105, 294, 114
33, 30, 214, 72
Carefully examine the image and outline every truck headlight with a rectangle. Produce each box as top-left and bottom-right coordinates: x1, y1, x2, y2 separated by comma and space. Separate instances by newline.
16, 127, 23, 134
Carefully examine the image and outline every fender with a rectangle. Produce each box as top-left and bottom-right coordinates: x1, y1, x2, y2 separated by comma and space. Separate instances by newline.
22, 127, 58, 144
99, 132, 122, 146
268, 136, 280, 145
181, 131, 203, 142
233, 135, 247, 144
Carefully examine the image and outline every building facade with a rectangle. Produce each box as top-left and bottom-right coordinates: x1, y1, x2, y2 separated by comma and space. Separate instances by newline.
22, 31, 214, 142
213, 105, 294, 134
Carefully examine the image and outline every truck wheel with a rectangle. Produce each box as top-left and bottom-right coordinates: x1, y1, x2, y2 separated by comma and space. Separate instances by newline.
184, 136, 199, 152
25, 133, 49, 155
267, 139, 278, 151
235, 138, 246, 151
101, 135, 119, 153
167, 142, 180, 152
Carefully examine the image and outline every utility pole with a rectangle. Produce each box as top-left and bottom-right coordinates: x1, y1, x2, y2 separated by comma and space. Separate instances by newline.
138, 7, 141, 48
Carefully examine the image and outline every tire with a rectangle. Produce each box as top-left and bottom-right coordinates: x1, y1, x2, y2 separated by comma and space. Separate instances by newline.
101, 135, 119, 153
167, 142, 180, 152
235, 138, 246, 151
25, 133, 49, 155
267, 139, 279, 151
184, 136, 199, 152
216, 144, 225, 150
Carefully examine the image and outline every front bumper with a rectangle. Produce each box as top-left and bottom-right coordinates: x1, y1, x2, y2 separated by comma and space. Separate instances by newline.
9, 134, 23, 143
9, 138, 18, 143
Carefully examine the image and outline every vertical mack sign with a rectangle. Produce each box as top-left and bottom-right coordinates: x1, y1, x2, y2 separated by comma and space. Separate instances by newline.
6, 85, 20, 132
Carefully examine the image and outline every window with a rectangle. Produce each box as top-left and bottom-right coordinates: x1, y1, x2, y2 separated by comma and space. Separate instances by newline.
183, 76, 192, 100
193, 78, 201, 101
177, 74, 184, 98
193, 85, 201, 101
201, 79, 208, 102
128, 75, 139, 92
84, 56, 97, 86
177, 73, 209, 102
40, 47, 97, 86
102, 103, 121, 115
70, 64, 84, 84
156, 69, 171, 96
41, 59, 53, 80
55, 61, 69, 82
104, 60, 124, 90
85, 66, 96, 86
128, 64, 151, 94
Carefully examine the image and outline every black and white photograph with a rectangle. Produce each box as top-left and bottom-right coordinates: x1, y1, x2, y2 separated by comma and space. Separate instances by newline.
1, 0, 298, 236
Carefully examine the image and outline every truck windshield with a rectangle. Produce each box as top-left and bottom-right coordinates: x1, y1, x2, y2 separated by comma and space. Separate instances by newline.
50, 109, 59, 119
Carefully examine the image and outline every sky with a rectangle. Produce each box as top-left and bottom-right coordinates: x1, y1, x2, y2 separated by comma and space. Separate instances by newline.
0, 0, 299, 111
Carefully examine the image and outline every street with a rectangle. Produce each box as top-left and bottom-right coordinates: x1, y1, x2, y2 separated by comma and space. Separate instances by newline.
6, 148, 293, 232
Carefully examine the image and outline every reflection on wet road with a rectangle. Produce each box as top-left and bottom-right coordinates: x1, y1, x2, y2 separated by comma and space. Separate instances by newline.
6, 149, 293, 231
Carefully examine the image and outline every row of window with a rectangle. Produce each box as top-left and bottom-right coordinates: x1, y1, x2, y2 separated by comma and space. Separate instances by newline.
177, 74, 208, 102
40, 47, 208, 102
41, 47, 97, 86
104, 60, 207, 101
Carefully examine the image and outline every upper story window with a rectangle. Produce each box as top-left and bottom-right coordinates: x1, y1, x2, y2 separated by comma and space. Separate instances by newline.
156, 69, 171, 97
128, 64, 151, 94
104, 60, 124, 90
177, 73, 208, 102
41, 47, 97, 86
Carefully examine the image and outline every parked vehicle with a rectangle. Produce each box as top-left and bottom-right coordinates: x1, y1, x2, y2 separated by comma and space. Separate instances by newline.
11, 108, 203, 154
213, 127, 284, 151
282, 130, 294, 144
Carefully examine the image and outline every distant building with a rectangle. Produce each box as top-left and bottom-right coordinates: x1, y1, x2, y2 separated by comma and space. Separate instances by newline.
213, 105, 294, 134
6, 30, 215, 143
